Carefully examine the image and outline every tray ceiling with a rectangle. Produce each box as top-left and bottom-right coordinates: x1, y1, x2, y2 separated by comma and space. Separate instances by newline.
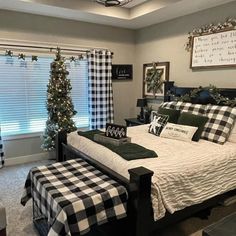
0, 0, 234, 29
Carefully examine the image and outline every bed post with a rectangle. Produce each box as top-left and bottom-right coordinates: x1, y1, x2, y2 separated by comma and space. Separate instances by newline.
55, 131, 67, 162
128, 167, 154, 236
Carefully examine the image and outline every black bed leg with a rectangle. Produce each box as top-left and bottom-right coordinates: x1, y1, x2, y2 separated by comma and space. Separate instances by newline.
128, 167, 154, 236
55, 131, 67, 162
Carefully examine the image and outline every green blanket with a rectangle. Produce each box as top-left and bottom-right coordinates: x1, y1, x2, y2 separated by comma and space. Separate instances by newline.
77, 130, 157, 161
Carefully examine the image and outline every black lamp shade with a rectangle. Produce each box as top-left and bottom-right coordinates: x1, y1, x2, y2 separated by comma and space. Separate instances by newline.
136, 98, 147, 107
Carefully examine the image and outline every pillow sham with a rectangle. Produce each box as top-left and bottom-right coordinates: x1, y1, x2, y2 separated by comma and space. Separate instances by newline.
160, 123, 198, 142
160, 101, 177, 110
174, 102, 206, 115
201, 105, 236, 144
157, 107, 180, 123
149, 114, 169, 136
177, 112, 208, 141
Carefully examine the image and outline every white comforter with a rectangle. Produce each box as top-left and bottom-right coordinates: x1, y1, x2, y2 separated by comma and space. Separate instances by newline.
67, 125, 236, 220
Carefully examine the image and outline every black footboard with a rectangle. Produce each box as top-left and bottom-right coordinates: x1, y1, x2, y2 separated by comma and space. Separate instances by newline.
56, 131, 236, 236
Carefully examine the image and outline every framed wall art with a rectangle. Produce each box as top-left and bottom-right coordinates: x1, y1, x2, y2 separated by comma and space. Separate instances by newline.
112, 64, 133, 80
143, 62, 170, 98
186, 18, 236, 69
191, 30, 236, 68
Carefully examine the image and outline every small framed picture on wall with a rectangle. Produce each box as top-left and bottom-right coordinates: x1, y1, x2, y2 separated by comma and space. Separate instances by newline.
112, 64, 133, 80
143, 62, 170, 98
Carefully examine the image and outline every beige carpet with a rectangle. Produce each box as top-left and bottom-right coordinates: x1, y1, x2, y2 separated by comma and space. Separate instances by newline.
0, 161, 236, 236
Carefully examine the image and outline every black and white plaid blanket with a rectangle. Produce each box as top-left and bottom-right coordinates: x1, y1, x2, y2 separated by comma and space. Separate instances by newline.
21, 159, 128, 235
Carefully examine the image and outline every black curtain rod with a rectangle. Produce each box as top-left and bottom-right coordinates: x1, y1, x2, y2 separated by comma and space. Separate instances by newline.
0, 43, 114, 54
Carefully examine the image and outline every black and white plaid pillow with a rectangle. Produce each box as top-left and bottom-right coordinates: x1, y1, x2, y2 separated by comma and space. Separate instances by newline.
160, 102, 206, 116
149, 114, 169, 136
160, 101, 177, 109
175, 102, 206, 115
201, 105, 236, 144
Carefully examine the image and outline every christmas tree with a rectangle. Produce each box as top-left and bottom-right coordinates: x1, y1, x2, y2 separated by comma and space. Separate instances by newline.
42, 47, 77, 150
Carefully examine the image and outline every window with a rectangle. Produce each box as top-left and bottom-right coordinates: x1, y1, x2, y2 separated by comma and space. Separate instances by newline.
0, 55, 89, 136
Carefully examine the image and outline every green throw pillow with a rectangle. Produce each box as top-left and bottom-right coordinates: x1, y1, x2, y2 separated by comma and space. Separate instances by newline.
177, 112, 208, 142
158, 107, 181, 123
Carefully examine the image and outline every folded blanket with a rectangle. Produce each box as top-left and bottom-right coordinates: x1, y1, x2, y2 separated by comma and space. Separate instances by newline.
77, 130, 157, 161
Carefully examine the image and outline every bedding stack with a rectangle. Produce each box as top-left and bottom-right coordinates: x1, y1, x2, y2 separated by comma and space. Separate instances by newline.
149, 101, 236, 144
67, 100, 236, 222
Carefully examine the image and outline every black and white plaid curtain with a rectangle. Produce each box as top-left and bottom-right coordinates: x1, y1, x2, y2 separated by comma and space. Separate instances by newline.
0, 127, 4, 168
87, 50, 114, 129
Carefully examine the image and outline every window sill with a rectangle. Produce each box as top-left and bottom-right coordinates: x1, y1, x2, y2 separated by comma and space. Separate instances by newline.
2, 127, 89, 141
3, 132, 43, 141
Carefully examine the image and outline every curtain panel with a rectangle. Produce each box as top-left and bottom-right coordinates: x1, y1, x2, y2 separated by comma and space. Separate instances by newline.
87, 50, 114, 129
0, 127, 4, 168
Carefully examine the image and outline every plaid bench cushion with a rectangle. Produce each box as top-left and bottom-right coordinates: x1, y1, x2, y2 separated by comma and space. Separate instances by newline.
21, 159, 128, 236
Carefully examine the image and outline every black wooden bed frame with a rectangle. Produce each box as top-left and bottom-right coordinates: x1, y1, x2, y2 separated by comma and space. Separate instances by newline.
55, 86, 236, 236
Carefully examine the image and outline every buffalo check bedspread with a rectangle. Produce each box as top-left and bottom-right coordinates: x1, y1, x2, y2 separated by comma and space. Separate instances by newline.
21, 159, 128, 236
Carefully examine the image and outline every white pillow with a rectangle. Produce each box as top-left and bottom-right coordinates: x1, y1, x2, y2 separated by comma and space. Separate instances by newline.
228, 123, 236, 143
160, 123, 198, 142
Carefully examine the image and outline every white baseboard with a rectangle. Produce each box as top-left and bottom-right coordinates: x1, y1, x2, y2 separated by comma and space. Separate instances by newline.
5, 152, 50, 166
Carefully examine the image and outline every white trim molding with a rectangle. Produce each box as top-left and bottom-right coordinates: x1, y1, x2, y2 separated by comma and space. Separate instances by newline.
5, 152, 51, 166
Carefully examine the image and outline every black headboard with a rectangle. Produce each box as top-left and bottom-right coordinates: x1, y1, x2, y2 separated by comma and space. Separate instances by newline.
168, 86, 236, 105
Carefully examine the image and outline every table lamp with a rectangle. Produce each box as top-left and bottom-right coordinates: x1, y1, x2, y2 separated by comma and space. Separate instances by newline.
136, 98, 147, 121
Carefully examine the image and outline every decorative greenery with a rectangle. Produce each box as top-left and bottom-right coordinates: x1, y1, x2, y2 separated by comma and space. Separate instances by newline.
3, 49, 86, 62
185, 18, 236, 51
42, 47, 77, 150
18, 53, 26, 60
177, 85, 236, 107
145, 62, 164, 97
31, 55, 38, 62
5, 50, 13, 57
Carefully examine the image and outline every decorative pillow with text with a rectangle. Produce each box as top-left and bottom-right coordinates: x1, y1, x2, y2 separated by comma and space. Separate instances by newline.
160, 123, 198, 142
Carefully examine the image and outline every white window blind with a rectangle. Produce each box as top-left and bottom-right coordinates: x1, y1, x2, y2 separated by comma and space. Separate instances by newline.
67, 60, 89, 128
0, 55, 89, 136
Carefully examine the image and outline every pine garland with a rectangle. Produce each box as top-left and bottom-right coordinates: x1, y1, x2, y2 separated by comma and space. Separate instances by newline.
185, 18, 236, 51
177, 85, 236, 107
42, 48, 77, 150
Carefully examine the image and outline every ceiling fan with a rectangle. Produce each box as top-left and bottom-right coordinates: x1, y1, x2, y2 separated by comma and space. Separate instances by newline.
95, 0, 133, 7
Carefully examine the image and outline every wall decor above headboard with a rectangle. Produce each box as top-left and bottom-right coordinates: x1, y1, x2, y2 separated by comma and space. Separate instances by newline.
185, 18, 236, 69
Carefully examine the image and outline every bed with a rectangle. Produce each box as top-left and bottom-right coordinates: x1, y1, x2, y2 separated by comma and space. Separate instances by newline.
56, 86, 236, 236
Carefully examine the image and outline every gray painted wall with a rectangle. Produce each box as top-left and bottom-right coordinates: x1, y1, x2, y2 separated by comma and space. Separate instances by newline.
135, 1, 236, 100
1, 1, 236, 160
0, 10, 136, 159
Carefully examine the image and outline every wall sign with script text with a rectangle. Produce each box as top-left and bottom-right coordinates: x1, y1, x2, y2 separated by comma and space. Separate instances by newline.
112, 64, 133, 80
191, 30, 236, 68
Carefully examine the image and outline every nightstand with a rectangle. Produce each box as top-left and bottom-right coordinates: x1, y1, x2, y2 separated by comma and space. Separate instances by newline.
125, 118, 145, 127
